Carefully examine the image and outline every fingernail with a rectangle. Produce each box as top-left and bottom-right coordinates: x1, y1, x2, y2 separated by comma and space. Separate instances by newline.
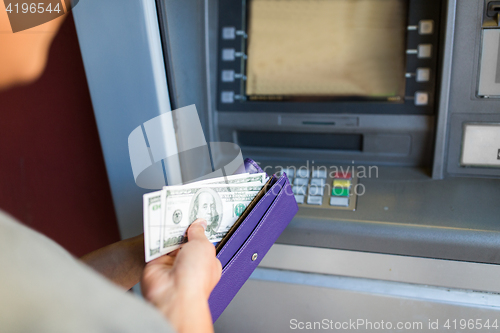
193, 219, 207, 230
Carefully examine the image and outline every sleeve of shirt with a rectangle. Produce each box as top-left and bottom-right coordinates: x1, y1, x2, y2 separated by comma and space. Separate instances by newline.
0, 211, 176, 333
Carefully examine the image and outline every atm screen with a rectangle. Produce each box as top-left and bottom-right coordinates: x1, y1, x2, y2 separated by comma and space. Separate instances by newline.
245, 0, 408, 101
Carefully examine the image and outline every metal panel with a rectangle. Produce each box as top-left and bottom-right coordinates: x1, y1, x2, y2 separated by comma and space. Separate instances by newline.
478, 29, 500, 97
261, 244, 500, 293
260, 162, 500, 264
216, 245, 500, 331
215, 269, 500, 332
432, 0, 457, 179
73, 0, 181, 239
443, 0, 500, 178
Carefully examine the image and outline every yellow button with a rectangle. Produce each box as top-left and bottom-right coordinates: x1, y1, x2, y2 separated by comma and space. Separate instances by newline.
333, 179, 351, 187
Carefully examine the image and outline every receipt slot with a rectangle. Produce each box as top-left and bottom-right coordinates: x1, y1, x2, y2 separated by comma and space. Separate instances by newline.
478, 1, 500, 96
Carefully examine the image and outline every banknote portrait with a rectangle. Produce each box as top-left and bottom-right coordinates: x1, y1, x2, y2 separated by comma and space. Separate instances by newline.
188, 188, 223, 236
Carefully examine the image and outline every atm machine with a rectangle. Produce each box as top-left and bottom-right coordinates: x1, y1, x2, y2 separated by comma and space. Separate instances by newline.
74, 0, 500, 331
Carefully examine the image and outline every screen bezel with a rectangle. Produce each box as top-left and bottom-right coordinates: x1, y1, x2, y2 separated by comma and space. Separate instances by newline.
217, 0, 442, 115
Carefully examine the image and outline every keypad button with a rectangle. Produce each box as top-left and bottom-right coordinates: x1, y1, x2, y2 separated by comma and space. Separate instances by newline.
309, 185, 325, 196
222, 27, 236, 39
415, 92, 429, 106
333, 171, 352, 179
416, 68, 430, 82
307, 196, 323, 205
293, 185, 306, 195
221, 70, 235, 82
221, 91, 234, 103
418, 44, 432, 58
330, 197, 349, 207
332, 187, 350, 197
296, 169, 310, 178
333, 179, 351, 188
294, 195, 305, 204
312, 169, 327, 178
418, 20, 434, 35
294, 178, 309, 186
222, 48, 235, 61
310, 178, 325, 187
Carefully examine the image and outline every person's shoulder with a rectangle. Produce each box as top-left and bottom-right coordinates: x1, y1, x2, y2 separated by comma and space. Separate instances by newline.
0, 209, 75, 261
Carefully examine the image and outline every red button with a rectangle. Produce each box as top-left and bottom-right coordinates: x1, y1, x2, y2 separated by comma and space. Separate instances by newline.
333, 172, 352, 179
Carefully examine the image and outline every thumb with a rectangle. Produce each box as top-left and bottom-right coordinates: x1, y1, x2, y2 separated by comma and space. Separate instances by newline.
187, 219, 208, 242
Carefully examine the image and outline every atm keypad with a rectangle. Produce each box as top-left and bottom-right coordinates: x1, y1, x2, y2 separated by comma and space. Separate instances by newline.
285, 167, 358, 211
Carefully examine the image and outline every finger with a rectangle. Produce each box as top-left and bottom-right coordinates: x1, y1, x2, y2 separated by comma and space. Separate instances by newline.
147, 253, 175, 267
187, 219, 208, 242
167, 248, 180, 257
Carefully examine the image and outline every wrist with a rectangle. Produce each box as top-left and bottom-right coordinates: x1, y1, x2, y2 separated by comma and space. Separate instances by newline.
157, 287, 213, 333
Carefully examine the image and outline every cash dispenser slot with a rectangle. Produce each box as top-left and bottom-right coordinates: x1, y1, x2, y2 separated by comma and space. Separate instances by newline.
236, 131, 363, 151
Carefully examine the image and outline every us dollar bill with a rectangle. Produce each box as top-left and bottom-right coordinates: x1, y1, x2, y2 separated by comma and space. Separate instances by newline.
144, 173, 267, 261
143, 190, 163, 262
160, 183, 265, 254
164, 172, 267, 188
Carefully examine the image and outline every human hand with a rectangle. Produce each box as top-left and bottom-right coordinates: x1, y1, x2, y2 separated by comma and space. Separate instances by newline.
141, 219, 222, 333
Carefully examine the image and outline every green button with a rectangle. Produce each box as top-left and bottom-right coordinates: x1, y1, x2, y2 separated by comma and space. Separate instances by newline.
332, 187, 349, 197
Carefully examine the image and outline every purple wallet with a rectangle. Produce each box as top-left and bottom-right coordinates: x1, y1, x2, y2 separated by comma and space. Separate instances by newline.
208, 159, 298, 322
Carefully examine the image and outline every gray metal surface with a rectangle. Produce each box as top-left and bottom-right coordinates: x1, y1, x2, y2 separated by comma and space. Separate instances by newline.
256, 162, 500, 264
73, 0, 179, 239
215, 268, 500, 332
156, 0, 212, 138
443, 0, 500, 178
261, 245, 500, 293
432, 0, 456, 179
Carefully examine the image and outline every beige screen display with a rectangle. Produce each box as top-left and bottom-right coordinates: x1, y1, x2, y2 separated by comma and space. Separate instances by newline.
245, 0, 408, 99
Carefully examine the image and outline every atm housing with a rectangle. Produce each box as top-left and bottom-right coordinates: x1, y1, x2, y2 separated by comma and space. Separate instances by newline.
73, 0, 500, 330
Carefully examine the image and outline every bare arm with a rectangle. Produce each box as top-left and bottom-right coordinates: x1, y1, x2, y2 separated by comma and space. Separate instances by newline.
80, 234, 145, 290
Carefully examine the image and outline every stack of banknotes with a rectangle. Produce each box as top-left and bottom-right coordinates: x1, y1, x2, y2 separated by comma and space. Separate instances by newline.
143, 173, 269, 262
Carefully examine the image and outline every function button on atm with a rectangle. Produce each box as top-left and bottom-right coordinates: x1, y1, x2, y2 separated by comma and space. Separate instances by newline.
296, 169, 310, 178
418, 20, 434, 35
294, 195, 305, 204
333, 179, 351, 188
293, 178, 309, 186
418, 44, 432, 58
330, 197, 349, 207
414, 92, 429, 106
293, 185, 306, 195
221, 70, 235, 82
416, 68, 430, 82
221, 91, 234, 103
222, 48, 235, 61
307, 196, 323, 205
332, 187, 350, 197
310, 178, 325, 187
312, 169, 327, 178
222, 27, 236, 39
333, 171, 352, 179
